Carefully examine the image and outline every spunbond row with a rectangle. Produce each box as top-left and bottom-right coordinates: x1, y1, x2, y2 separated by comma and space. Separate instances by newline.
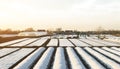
0, 47, 118, 69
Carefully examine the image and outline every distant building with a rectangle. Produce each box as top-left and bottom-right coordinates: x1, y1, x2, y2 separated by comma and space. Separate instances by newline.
37, 29, 46, 32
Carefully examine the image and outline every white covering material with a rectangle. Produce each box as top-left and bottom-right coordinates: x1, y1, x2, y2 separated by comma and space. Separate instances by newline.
0, 48, 34, 69
80, 39, 106, 46
89, 38, 120, 46
93, 47, 120, 63
66, 47, 86, 69
47, 39, 58, 46
14, 47, 45, 69
59, 39, 73, 47
69, 39, 90, 46
111, 47, 120, 52
75, 47, 105, 69
28, 38, 48, 46
0, 38, 28, 46
33, 47, 54, 69
53, 47, 67, 69
11, 38, 38, 46
102, 47, 120, 56
0, 48, 19, 57
85, 47, 120, 69
18, 32, 47, 36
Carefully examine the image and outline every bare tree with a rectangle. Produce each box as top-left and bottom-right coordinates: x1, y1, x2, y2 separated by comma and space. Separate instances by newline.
24, 28, 35, 32
96, 26, 105, 39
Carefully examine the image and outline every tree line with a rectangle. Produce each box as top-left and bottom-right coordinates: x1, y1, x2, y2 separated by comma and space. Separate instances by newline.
0, 28, 120, 36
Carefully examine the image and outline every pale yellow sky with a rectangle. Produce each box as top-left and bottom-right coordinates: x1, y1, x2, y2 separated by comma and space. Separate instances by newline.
0, 0, 120, 31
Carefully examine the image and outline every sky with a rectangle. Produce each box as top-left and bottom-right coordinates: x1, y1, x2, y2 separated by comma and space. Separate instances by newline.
0, 0, 120, 31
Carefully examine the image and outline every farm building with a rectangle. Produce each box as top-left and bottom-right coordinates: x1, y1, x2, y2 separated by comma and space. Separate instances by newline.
18, 32, 48, 36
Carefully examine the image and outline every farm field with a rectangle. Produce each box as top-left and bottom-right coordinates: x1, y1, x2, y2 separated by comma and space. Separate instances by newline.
0, 36, 120, 69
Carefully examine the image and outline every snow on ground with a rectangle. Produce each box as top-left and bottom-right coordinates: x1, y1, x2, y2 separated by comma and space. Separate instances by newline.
69, 39, 90, 47
47, 39, 58, 47
13, 47, 45, 69
11, 38, 38, 46
66, 47, 86, 69
79, 39, 106, 46
33, 47, 54, 69
28, 38, 48, 46
0, 48, 19, 57
59, 39, 74, 47
75, 47, 105, 69
93, 47, 120, 63
52, 47, 67, 69
85, 47, 120, 69
0, 48, 35, 69
0, 38, 29, 46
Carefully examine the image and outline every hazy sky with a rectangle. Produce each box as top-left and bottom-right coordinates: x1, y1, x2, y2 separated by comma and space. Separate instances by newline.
0, 0, 120, 31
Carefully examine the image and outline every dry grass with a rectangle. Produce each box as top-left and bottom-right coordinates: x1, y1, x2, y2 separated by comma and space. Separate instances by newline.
0, 35, 49, 43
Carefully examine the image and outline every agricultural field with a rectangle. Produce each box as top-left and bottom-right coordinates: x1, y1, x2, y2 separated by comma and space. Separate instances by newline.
0, 35, 120, 69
